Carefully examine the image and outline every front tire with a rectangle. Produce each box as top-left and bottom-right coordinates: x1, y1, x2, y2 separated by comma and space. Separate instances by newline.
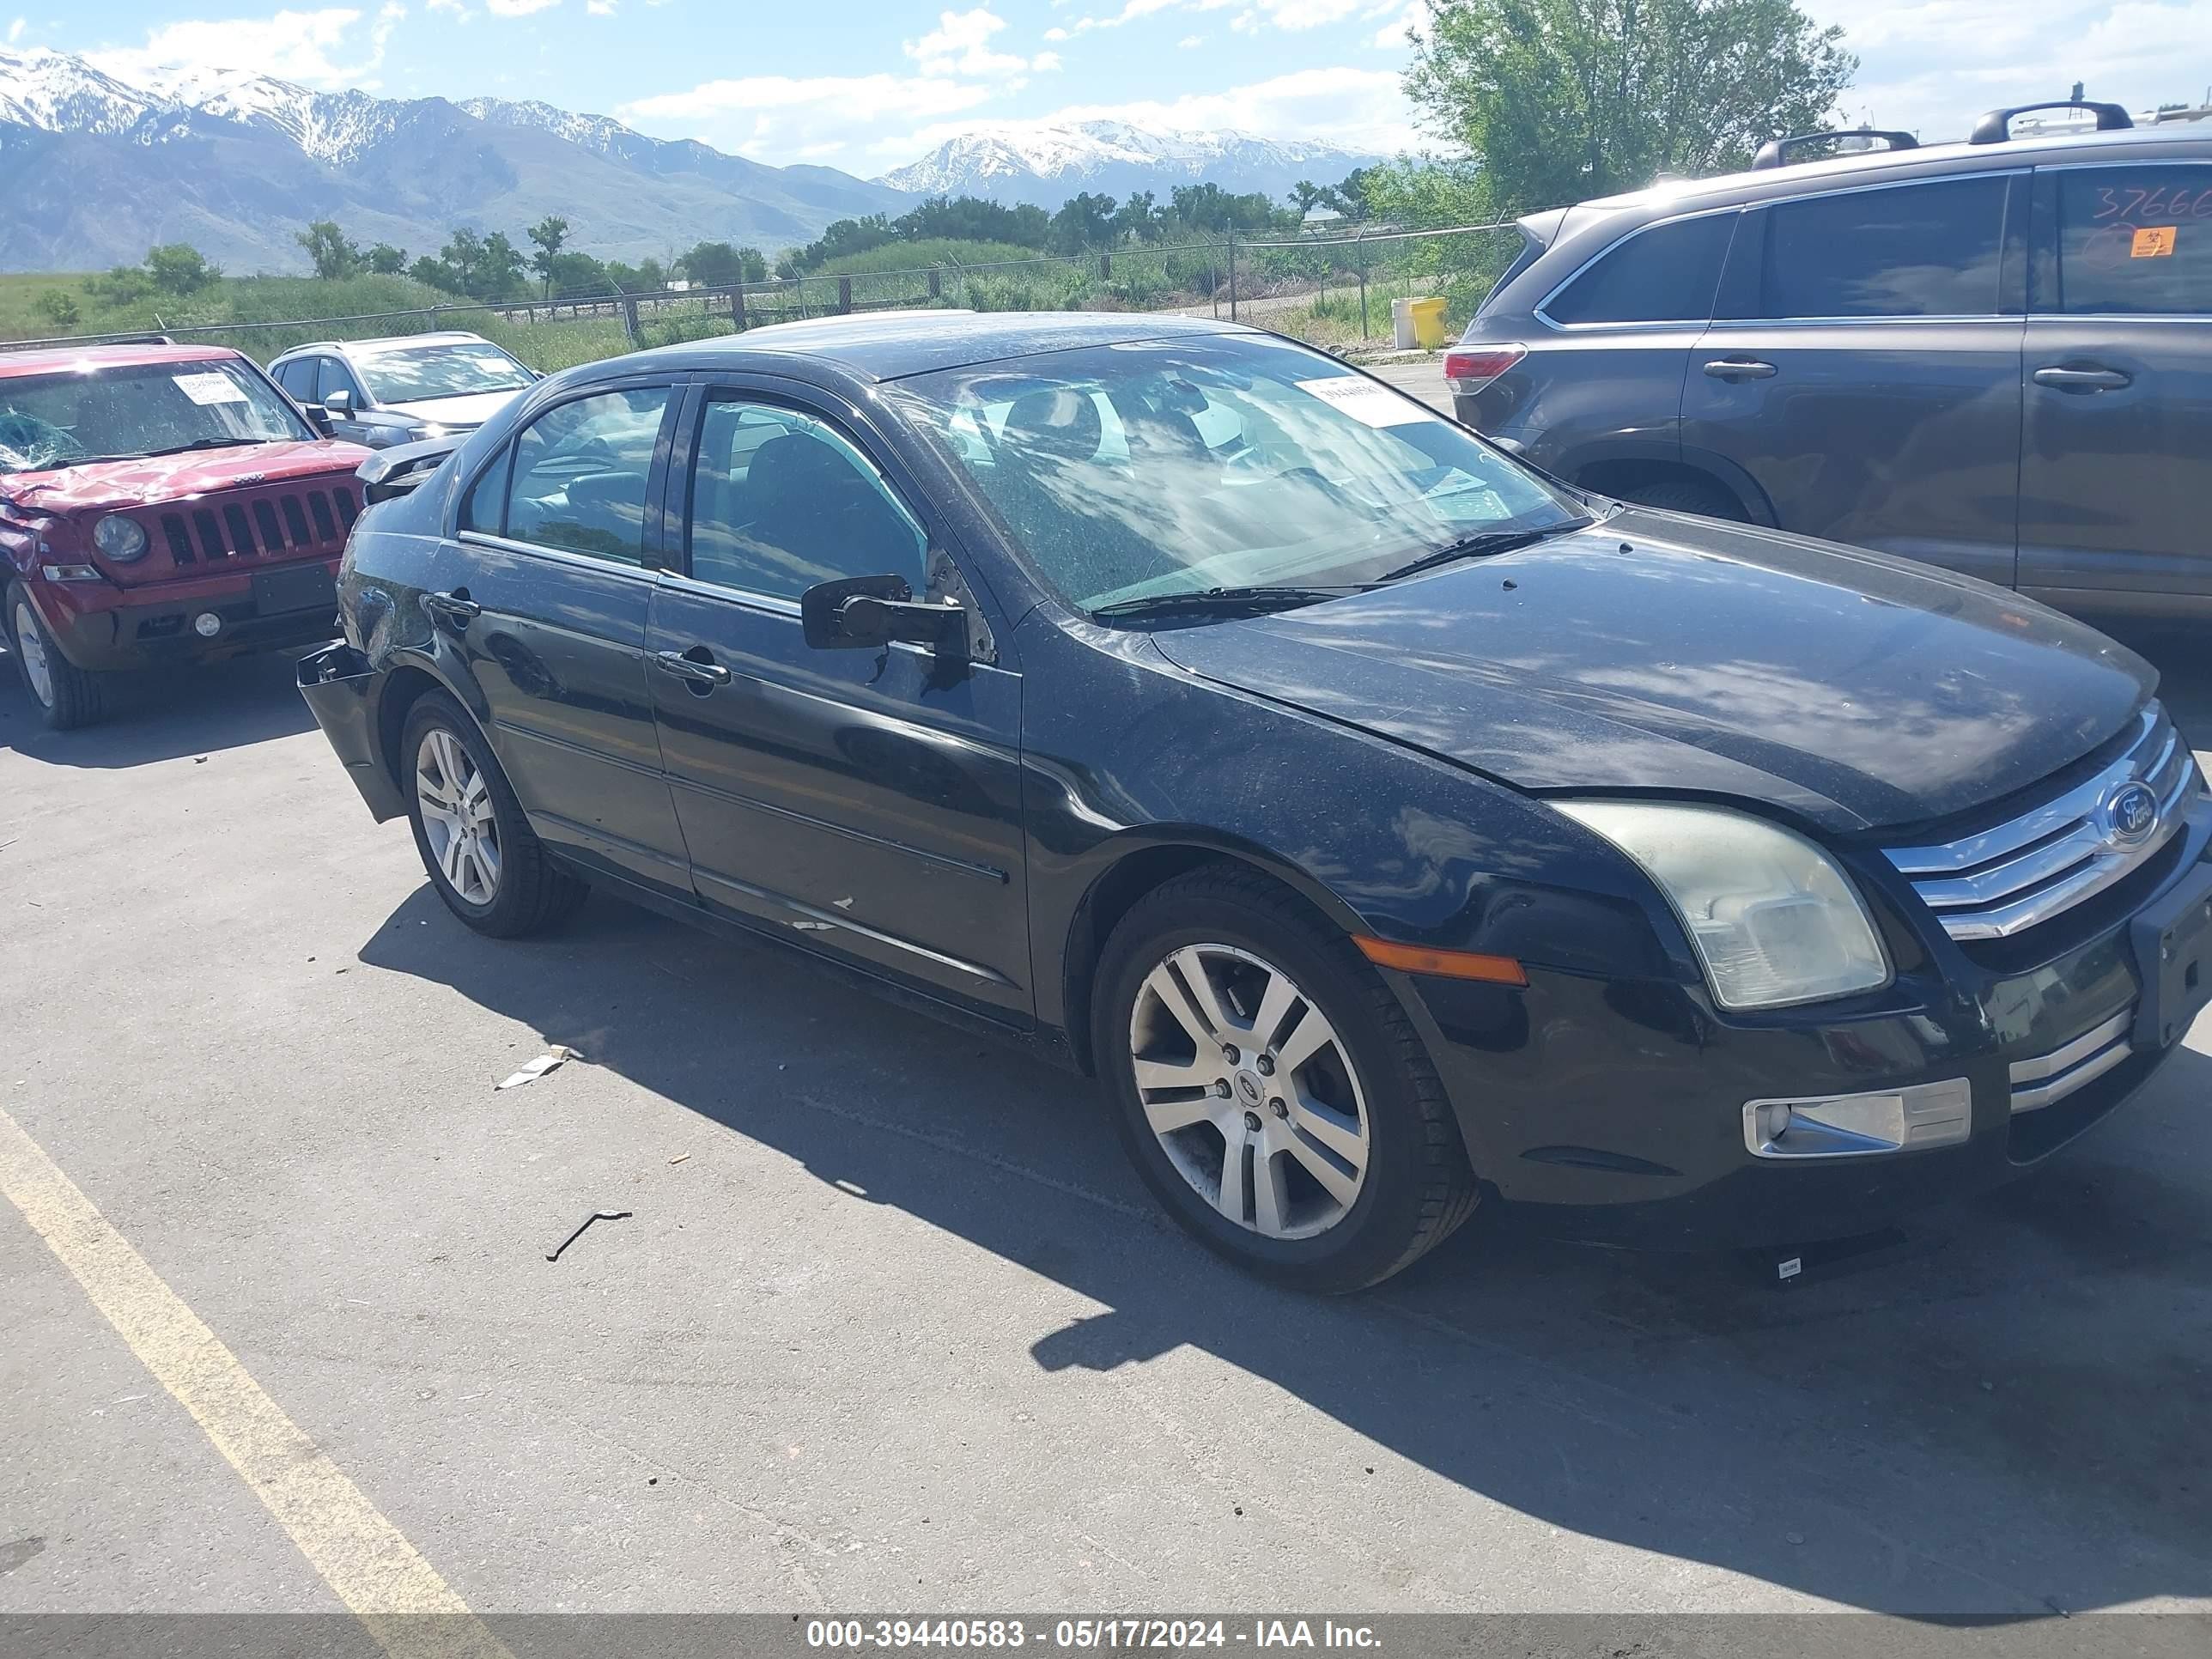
401, 690, 587, 937
7, 587, 104, 730
1093, 866, 1480, 1292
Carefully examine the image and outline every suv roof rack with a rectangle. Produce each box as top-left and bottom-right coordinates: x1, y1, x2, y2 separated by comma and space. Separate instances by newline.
1969, 100, 2133, 143
1751, 129, 1918, 169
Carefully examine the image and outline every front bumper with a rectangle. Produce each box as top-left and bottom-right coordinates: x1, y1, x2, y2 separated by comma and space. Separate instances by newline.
1397, 799, 2212, 1249
36, 558, 342, 671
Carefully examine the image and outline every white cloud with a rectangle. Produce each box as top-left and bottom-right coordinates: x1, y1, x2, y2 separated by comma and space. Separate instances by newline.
90, 8, 402, 88
897, 64, 1416, 160
1177, 32, 1203, 46
586, 0, 614, 11
904, 8, 1038, 77
6, 17, 24, 42
483, 0, 558, 13
1031, 49, 1062, 71
620, 71, 997, 160
1802, 0, 2212, 140
1077, 0, 1346, 30
1043, 25, 1068, 40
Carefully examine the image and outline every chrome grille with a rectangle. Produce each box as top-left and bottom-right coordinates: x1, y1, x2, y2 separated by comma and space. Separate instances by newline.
2009, 1008, 2135, 1113
1886, 703, 2200, 941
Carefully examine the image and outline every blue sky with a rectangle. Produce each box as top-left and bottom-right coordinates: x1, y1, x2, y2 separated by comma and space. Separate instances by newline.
7, 2, 2209, 178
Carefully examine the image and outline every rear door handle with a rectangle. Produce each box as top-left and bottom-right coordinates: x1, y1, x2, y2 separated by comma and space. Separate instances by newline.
651, 649, 732, 689
1703, 359, 1778, 380
421, 590, 480, 628
2033, 366, 2131, 392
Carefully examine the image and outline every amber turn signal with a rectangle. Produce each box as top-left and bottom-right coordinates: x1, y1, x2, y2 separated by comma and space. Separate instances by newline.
1353, 937, 1528, 985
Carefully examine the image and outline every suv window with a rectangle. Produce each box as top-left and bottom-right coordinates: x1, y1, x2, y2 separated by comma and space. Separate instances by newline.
1749, 176, 2009, 319
1545, 213, 1735, 325
505, 387, 672, 565
2045, 165, 2212, 315
319, 356, 368, 405
274, 357, 319, 403
686, 396, 927, 600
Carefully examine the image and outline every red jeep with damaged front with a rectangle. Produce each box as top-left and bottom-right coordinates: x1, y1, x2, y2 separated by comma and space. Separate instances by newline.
1, 341, 370, 728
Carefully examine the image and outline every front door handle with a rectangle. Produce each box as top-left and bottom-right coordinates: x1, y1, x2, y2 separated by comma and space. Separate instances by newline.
651, 649, 732, 689
421, 590, 480, 628
2033, 366, 2131, 392
1703, 358, 1778, 380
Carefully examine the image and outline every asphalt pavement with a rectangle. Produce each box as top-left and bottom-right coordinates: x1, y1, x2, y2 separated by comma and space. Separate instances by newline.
2, 508, 2209, 1627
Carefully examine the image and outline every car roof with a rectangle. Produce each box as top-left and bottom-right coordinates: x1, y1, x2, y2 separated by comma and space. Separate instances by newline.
1571, 121, 2207, 222
274, 331, 494, 360
610, 309, 1263, 384
0, 341, 244, 379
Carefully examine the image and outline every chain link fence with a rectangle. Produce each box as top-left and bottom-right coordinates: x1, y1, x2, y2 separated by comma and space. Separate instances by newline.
1, 222, 1522, 369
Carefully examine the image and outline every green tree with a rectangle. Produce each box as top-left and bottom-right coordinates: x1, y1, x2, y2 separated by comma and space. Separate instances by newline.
144, 243, 219, 295
365, 242, 407, 275
1111, 191, 1160, 242
295, 220, 362, 280
526, 215, 570, 296
32, 289, 80, 327
677, 241, 766, 286
1407, 0, 1856, 213
1049, 191, 1119, 253
1289, 179, 1328, 217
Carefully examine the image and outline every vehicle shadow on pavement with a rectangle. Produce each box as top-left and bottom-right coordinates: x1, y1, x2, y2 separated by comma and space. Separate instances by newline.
0, 650, 312, 765
361, 884, 2212, 1618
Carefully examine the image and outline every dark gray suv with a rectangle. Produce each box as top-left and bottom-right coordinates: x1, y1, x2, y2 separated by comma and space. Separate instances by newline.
1449, 102, 2211, 619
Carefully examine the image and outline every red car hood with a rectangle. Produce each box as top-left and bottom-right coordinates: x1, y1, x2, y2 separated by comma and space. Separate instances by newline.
0, 440, 369, 514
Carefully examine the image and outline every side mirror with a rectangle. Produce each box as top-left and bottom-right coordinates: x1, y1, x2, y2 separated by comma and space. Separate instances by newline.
322, 388, 355, 418
801, 574, 968, 660
305, 406, 335, 438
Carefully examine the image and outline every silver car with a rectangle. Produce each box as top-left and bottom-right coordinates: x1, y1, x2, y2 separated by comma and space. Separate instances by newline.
270, 331, 538, 450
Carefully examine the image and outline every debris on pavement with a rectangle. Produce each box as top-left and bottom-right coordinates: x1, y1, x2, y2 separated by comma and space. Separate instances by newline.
496, 1045, 577, 1091
667, 1153, 690, 1165
544, 1208, 633, 1262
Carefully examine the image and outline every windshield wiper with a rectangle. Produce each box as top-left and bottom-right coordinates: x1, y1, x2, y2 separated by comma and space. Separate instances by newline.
141, 436, 269, 458
1380, 516, 1595, 584
1087, 585, 1367, 624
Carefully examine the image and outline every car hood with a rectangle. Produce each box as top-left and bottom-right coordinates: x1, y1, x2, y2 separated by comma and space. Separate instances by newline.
375, 390, 522, 428
0, 440, 370, 514
1150, 510, 2156, 833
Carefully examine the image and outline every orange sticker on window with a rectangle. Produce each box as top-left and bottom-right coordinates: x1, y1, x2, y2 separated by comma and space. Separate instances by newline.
2131, 226, 2178, 258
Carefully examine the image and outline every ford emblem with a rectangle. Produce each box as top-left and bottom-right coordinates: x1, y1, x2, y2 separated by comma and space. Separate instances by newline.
2100, 780, 2160, 848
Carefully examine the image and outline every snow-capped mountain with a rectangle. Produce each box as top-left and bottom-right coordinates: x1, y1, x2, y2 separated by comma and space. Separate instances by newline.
880, 121, 1379, 208
0, 46, 908, 273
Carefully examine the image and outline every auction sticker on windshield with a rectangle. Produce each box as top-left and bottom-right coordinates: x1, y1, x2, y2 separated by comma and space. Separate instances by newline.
1296, 376, 1437, 428
173, 372, 250, 405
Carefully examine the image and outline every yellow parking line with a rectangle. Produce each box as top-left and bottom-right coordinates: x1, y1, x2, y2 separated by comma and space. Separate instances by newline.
0, 1104, 514, 1659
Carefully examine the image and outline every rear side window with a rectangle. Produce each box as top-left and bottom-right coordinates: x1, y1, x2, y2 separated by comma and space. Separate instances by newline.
1544, 214, 1735, 325
2045, 166, 2212, 315
505, 387, 672, 565
1749, 176, 2008, 318
274, 358, 319, 402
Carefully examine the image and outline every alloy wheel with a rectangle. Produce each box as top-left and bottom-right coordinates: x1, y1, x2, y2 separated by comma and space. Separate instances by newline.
1127, 943, 1370, 1239
415, 726, 501, 905
13, 601, 53, 708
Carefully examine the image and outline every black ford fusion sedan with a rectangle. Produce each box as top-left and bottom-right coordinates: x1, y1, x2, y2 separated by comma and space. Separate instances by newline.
300, 310, 2212, 1291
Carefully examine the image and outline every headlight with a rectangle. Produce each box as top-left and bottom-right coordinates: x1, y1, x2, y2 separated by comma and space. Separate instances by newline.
93, 514, 149, 562
409, 423, 448, 442
1554, 800, 1890, 1010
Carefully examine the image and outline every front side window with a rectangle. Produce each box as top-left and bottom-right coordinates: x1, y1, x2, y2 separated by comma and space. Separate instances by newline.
1544, 213, 1735, 325
1749, 175, 2009, 319
0, 357, 317, 475
320, 357, 368, 405
355, 341, 536, 405
889, 334, 1583, 613
274, 357, 319, 402
2045, 166, 2212, 315
686, 397, 927, 600
504, 386, 671, 565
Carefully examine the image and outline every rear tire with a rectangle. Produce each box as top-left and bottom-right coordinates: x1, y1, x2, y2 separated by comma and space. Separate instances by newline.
1617, 474, 1747, 522
401, 690, 587, 938
7, 586, 104, 731
1092, 865, 1480, 1293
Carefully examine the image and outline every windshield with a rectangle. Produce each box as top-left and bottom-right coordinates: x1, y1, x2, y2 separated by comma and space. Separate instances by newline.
888, 334, 1587, 613
0, 359, 314, 475
356, 342, 534, 405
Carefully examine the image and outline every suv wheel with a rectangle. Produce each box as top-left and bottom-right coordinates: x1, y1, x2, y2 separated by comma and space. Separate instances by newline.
401, 690, 587, 937
6, 587, 103, 730
1093, 866, 1480, 1292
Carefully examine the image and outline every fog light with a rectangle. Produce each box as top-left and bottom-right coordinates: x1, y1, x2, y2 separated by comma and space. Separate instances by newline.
1742, 1078, 1972, 1158
193, 611, 223, 638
